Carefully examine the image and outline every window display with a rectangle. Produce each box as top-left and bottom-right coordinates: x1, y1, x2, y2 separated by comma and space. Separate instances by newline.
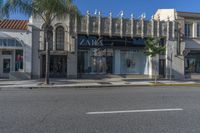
185, 56, 200, 73
15, 50, 23, 71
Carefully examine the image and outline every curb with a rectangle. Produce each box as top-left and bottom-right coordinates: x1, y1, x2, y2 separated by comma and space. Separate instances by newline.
1, 83, 200, 90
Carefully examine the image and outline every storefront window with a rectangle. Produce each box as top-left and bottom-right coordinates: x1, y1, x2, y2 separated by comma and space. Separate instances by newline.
0, 39, 22, 48
185, 56, 200, 73
78, 49, 113, 74
120, 50, 147, 74
120, 51, 136, 74
15, 50, 23, 71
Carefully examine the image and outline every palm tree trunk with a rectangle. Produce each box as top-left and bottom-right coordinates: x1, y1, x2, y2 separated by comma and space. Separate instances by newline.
44, 25, 51, 84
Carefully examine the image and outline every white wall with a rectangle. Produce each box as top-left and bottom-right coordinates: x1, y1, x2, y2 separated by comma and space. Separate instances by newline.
154, 9, 176, 21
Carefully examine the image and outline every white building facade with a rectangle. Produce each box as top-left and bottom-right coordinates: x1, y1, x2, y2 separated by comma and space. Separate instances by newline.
29, 11, 174, 79
2, 9, 200, 80
155, 9, 200, 79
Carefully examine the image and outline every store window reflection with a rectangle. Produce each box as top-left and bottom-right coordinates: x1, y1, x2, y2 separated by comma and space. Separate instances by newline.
185, 56, 200, 73
78, 48, 113, 74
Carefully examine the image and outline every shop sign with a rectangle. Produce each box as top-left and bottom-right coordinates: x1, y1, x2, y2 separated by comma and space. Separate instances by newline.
79, 36, 103, 47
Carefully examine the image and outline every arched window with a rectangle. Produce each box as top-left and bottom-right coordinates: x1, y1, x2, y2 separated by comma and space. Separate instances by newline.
56, 26, 65, 50
40, 25, 53, 50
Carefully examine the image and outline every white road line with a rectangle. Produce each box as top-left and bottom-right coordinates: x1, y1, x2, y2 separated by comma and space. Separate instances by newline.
86, 108, 183, 115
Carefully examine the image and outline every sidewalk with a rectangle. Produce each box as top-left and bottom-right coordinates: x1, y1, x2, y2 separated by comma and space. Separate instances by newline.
0, 78, 200, 90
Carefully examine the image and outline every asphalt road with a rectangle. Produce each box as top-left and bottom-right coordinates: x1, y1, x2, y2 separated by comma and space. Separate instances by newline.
1, 86, 200, 133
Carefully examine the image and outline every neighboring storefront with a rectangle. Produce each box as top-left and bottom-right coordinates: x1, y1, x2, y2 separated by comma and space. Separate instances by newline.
0, 39, 23, 78
0, 20, 32, 79
185, 51, 200, 74
77, 35, 150, 75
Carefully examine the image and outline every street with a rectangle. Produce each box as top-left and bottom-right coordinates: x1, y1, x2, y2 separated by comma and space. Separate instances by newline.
1, 86, 200, 133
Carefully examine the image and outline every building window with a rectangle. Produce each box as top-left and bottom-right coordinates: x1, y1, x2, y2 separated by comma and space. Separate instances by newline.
185, 23, 192, 37
56, 26, 65, 50
0, 39, 22, 48
197, 24, 200, 37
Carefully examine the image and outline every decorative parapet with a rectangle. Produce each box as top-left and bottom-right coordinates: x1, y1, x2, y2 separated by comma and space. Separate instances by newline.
74, 11, 176, 40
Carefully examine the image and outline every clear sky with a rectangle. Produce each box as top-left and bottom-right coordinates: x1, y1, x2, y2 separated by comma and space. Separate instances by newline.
7, 0, 200, 20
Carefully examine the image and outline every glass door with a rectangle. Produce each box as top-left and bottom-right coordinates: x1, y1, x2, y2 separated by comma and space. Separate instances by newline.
3, 58, 11, 73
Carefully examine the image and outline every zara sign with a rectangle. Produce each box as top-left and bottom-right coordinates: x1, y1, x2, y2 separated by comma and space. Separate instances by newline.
78, 36, 103, 47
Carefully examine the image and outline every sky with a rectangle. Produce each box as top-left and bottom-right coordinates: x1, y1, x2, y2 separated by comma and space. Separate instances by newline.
6, 0, 200, 20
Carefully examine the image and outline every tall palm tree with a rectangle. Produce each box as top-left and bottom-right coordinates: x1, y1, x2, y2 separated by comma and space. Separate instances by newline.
2, 0, 80, 84
0, 0, 3, 19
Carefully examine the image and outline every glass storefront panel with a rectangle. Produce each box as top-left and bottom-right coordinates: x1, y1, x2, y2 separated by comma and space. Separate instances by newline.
78, 48, 148, 75
78, 48, 113, 74
120, 51, 136, 74
120, 50, 148, 74
185, 54, 200, 73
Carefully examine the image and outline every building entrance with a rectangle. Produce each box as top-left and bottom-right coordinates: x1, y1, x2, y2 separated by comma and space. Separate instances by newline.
2, 57, 12, 78
42, 55, 67, 78
159, 59, 166, 78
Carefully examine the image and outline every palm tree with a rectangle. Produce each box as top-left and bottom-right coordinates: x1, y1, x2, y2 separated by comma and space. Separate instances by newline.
145, 37, 166, 84
2, 0, 80, 84
0, 0, 3, 19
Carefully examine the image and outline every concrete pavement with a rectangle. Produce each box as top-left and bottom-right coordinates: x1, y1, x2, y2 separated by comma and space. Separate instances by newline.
0, 78, 200, 89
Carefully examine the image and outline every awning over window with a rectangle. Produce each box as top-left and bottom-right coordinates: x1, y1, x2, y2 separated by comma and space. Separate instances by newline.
185, 39, 200, 50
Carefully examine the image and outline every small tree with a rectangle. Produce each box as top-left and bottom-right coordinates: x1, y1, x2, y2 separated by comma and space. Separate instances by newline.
145, 37, 166, 84
2, 0, 80, 84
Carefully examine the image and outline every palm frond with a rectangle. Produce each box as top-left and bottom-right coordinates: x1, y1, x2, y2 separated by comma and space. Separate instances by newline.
2, 0, 32, 18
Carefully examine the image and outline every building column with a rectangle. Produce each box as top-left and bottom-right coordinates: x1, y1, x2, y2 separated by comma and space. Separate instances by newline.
120, 15, 123, 38
53, 30, 56, 51
167, 17, 170, 40
109, 11, 112, 37
86, 10, 90, 36
172, 21, 176, 39
98, 12, 101, 36
151, 16, 155, 37
157, 17, 160, 37
141, 17, 144, 38
131, 15, 134, 38
193, 22, 197, 38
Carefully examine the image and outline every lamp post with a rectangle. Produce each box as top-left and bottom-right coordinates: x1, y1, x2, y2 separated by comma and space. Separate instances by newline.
169, 41, 174, 82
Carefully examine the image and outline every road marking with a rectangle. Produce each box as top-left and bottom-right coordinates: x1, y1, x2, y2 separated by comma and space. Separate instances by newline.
86, 108, 183, 115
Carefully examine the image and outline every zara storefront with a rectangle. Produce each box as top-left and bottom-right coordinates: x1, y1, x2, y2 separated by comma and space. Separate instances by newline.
77, 35, 150, 76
